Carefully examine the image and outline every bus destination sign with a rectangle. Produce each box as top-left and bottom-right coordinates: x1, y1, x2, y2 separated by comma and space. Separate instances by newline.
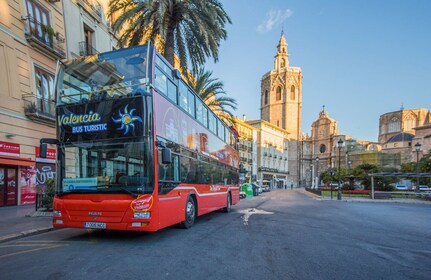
57, 97, 144, 142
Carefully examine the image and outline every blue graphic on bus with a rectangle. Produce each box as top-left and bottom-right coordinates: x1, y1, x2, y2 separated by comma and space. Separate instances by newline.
112, 105, 142, 135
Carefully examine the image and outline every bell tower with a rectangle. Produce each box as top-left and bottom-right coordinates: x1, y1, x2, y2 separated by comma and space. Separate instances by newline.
260, 31, 303, 187
260, 31, 302, 140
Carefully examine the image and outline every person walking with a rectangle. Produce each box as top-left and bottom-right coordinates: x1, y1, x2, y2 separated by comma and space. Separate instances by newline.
290, 183, 293, 190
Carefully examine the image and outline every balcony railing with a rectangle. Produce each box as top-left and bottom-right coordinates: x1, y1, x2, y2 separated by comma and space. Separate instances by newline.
22, 15, 65, 59
78, 0, 103, 21
23, 94, 56, 123
79, 41, 99, 56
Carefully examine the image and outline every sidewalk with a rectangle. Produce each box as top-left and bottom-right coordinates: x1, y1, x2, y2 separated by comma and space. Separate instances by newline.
0, 205, 54, 243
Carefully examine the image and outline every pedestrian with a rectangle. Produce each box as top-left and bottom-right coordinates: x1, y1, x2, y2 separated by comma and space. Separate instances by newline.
290, 183, 293, 190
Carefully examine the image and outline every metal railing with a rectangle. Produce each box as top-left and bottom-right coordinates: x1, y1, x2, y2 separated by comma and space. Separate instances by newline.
35, 193, 54, 211
22, 15, 65, 59
79, 41, 99, 56
78, 0, 103, 20
23, 94, 56, 122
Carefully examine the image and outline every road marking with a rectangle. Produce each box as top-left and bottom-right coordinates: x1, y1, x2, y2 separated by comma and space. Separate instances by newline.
238, 208, 274, 225
0, 244, 66, 259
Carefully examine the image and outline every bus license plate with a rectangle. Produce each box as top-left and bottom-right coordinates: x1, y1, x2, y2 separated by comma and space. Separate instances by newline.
84, 222, 106, 229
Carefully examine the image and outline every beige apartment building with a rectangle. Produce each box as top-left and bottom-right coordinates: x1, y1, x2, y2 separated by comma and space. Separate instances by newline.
247, 120, 290, 189
234, 116, 257, 184
0, 0, 66, 206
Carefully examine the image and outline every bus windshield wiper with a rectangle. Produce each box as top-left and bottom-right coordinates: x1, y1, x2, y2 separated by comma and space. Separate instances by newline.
118, 186, 138, 197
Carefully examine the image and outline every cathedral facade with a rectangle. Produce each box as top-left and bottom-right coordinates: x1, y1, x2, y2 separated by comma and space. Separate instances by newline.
260, 33, 303, 187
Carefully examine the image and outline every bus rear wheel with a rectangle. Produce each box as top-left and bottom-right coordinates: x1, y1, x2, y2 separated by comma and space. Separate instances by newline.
180, 196, 196, 229
222, 193, 231, 213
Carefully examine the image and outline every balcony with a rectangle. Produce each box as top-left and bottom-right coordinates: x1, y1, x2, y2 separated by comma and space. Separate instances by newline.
23, 94, 56, 124
79, 41, 99, 56
77, 0, 103, 22
22, 16, 66, 60
240, 157, 248, 162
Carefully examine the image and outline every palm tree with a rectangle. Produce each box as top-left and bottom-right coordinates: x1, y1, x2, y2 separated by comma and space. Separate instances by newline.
108, 0, 231, 72
188, 67, 237, 125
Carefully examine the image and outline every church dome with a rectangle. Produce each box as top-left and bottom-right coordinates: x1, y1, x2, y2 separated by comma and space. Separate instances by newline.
386, 132, 414, 143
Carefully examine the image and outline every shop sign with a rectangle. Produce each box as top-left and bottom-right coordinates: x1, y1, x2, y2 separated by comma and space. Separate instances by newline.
0, 141, 20, 157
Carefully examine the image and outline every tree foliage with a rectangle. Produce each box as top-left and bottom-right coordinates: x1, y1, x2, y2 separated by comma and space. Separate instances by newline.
187, 67, 237, 125
108, 0, 231, 73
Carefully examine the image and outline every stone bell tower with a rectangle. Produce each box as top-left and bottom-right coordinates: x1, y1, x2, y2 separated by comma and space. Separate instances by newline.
260, 31, 303, 187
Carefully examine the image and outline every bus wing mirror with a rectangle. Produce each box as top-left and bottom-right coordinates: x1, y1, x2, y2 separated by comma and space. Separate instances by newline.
40, 143, 48, 158
39, 138, 60, 159
161, 148, 172, 164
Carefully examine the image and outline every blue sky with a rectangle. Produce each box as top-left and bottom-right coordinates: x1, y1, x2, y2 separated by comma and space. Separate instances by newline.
205, 0, 430, 142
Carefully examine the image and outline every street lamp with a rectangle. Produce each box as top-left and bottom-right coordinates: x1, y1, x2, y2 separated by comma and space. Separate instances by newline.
329, 168, 335, 200
415, 142, 421, 193
337, 138, 344, 200
315, 156, 320, 189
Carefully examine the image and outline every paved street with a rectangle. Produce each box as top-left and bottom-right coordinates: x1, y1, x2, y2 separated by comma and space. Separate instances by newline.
1, 190, 430, 280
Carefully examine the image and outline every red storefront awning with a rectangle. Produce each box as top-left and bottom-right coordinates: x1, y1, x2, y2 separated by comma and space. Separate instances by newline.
0, 156, 35, 167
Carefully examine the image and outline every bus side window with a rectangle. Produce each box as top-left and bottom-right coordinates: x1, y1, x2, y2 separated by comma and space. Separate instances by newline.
154, 67, 167, 95
179, 82, 188, 112
167, 80, 177, 103
188, 90, 195, 117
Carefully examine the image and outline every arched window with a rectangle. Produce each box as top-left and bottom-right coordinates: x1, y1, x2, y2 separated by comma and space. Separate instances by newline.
388, 117, 400, 133
264, 90, 268, 105
290, 85, 295, 100
281, 58, 285, 68
404, 116, 416, 131
276, 86, 282, 101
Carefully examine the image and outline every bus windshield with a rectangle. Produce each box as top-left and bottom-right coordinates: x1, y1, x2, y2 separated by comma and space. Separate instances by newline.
57, 45, 149, 105
61, 139, 153, 196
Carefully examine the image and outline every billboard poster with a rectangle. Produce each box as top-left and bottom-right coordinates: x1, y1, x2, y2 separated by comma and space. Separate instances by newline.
20, 166, 36, 205
57, 97, 145, 143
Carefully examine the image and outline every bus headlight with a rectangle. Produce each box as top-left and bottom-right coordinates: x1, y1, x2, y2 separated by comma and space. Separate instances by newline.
53, 210, 62, 217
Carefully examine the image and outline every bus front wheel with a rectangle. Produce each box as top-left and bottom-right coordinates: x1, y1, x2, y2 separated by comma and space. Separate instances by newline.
180, 196, 196, 229
222, 193, 231, 213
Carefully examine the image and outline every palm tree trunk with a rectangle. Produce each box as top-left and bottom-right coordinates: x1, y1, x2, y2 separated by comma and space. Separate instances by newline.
164, 27, 175, 66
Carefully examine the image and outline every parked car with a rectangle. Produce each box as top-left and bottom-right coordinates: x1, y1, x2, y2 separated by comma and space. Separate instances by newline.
395, 185, 408, 190
262, 185, 270, 192
412, 185, 431, 191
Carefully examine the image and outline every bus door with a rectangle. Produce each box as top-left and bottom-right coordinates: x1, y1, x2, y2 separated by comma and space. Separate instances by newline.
157, 151, 183, 228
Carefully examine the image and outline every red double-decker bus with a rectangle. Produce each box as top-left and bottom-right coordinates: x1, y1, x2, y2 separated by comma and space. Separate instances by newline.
40, 43, 240, 232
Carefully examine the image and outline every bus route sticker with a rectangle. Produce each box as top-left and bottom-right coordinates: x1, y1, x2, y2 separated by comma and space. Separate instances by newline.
130, 195, 153, 212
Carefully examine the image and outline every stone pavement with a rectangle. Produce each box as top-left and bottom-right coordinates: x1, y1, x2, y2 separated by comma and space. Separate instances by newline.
1, 190, 429, 243
0, 205, 54, 243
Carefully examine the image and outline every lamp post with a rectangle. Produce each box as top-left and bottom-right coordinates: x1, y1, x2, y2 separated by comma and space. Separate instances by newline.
337, 138, 344, 200
329, 168, 334, 200
415, 142, 421, 193
315, 157, 320, 189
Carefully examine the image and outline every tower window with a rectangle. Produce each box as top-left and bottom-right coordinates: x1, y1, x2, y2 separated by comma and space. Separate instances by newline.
290, 85, 295, 100
264, 90, 268, 105
276, 86, 281, 101
281, 58, 285, 68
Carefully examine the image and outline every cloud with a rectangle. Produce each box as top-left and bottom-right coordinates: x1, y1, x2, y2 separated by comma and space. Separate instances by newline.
257, 9, 293, 33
